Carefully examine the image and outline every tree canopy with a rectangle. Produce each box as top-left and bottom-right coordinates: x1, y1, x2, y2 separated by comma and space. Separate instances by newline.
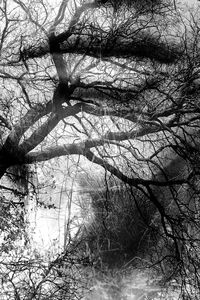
0, 0, 199, 181
1, 0, 200, 297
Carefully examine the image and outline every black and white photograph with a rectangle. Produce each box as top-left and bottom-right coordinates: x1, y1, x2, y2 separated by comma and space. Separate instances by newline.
0, 0, 200, 299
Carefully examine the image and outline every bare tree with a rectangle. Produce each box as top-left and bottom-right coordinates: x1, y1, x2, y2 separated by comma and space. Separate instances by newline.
1, 0, 200, 297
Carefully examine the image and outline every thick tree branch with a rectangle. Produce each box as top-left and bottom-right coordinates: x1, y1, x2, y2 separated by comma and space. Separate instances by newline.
25, 143, 83, 163
6, 102, 53, 147
83, 150, 187, 187
19, 103, 83, 154
19, 113, 61, 154
24, 121, 176, 164
25, 144, 186, 187
23, 26, 182, 64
